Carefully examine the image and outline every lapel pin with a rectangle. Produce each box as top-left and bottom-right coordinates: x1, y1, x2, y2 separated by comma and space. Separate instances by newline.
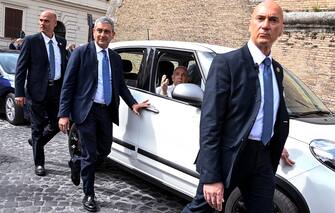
276, 67, 281, 73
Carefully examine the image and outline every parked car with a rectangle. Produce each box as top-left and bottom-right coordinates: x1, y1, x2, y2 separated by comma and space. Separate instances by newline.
0, 49, 28, 125
68, 41, 335, 213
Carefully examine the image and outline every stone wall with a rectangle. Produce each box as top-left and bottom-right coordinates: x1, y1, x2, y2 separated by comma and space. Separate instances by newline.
115, 0, 251, 48
278, 0, 335, 11
115, 0, 335, 111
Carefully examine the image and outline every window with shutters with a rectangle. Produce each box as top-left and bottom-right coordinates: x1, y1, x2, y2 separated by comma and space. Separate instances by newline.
4, 7, 23, 38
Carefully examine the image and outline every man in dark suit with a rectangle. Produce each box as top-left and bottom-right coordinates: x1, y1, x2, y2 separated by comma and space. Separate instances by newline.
183, 1, 292, 212
58, 16, 149, 212
15, 10, 67, 176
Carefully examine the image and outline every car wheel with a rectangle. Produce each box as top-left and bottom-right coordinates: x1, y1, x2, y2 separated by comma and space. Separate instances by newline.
5, 93, 24, 125
68, 124, 81, 157
224, 187, 298, 213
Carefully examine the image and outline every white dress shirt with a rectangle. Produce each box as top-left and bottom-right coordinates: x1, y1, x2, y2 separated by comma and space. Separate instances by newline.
41, 32, 61, 80
247, 40, 280, 141
94, 42, 112, 104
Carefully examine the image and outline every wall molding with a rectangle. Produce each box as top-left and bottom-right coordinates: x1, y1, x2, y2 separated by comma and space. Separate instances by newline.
284, 12, 335, 32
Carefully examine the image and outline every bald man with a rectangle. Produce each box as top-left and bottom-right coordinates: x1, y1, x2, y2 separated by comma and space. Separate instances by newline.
15, 10, 67, 176
182, 1, 290, 212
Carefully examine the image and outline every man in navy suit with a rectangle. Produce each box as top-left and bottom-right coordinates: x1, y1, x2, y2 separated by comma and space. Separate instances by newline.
183, 1, 292, 212
15, 10, 67, 176
58, 16, 149, 212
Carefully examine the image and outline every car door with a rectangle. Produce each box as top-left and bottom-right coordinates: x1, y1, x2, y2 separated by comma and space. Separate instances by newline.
110, 47, 152, 164
135, 48, 204, 195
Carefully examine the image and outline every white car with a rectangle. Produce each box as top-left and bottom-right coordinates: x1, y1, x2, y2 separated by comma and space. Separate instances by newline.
68, 40, 335, 213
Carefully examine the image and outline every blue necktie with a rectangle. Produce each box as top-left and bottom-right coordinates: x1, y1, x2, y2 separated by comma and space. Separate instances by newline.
48, 40, 55, 80
101, 50, 112, 105
261, 57, 274, 145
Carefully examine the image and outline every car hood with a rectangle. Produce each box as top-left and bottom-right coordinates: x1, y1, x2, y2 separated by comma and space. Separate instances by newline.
289, 117, 335, 144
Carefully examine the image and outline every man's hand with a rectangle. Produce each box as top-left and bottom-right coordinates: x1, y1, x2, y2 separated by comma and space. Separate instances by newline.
203, 182, 224, 211
58, 117, 70, 134
132, 100, 150, 116
281, 148, 295, 166
15, 97, 25, 107
160, 75, 169, 96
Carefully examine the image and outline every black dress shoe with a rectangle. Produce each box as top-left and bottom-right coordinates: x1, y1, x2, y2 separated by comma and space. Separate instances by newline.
68, 160, 80, 186
35, 165, 46, 176
82, 195, 97, 212
28, 138, 32, 146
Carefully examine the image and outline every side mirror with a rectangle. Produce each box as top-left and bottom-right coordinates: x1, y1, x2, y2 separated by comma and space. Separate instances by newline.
172, 83, 203, 106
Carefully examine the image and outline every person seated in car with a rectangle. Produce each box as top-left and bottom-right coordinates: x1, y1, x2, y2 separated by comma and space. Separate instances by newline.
156, 66, 189, 97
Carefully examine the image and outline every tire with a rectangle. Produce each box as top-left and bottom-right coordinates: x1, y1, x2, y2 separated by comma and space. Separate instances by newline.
5, 93, 24, 125
224, 187, 298, 213
68, 124, 81, 157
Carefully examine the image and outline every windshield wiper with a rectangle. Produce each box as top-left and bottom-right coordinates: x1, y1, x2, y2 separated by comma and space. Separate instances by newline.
290, 110, 331, 118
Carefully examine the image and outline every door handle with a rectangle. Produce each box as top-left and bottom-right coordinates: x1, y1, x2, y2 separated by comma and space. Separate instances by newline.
145, 106, 159, 114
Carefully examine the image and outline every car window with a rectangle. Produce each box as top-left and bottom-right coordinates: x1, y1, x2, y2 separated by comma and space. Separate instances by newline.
0, 53, 19, 74
115, 48, 150, 91
283, 68, 330, 115
153, 49, 203, 99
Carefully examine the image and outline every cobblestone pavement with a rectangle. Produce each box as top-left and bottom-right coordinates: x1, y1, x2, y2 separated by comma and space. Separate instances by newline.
0, 117, 187, 213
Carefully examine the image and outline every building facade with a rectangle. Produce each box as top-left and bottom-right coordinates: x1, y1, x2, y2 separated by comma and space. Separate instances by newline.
0, 0, 110, 48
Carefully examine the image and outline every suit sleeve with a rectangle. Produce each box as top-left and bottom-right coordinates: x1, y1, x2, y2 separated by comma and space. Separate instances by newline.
15, 37, 31, 97
198, 55, 231, 183
58, 48, 81, 118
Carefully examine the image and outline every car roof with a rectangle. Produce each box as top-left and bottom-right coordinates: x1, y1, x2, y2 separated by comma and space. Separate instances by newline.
109, 40, 234, 54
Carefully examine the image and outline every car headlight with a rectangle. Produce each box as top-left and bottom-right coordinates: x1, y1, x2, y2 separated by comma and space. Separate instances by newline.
310, 139, 335, 171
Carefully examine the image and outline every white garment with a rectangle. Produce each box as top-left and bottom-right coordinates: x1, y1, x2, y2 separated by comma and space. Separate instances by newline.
41, 32, 61, 80
156, 85, 175, 97
247, 40, 280, 141
93, 42, 112, 104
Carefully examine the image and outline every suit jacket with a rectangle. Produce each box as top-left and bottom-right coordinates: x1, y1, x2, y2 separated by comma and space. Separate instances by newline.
196, 44, 289, 189
58, 41, 137, 125
15, 32, 67, 102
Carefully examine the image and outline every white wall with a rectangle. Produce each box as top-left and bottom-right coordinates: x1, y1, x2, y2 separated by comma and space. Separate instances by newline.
0, 0, 109, 48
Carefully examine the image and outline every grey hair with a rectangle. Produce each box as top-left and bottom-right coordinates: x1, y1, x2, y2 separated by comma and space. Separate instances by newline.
94, 16, 115, 32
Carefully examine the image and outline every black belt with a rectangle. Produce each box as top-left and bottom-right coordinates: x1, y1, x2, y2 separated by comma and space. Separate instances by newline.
247, 139, 271, 148
48, 79, 60, 86
93, 102, 108, 108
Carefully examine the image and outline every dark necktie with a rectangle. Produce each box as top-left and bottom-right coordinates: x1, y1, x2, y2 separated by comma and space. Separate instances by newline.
261, 57, 273, 145
48, 40, 55, 80
101, 50, 112, 105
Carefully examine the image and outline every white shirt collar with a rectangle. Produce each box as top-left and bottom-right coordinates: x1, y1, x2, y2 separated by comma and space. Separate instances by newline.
247, 39, 272, 66
94, 42, 108, 54
41, 32, 57, 44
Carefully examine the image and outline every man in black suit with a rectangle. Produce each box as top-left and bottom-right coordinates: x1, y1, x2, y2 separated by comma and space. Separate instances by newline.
183, 1, 293, 212
58, 16, 149, 212
15, 10, 67, 176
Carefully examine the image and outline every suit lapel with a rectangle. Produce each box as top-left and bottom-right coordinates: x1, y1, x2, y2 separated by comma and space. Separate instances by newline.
87, 42, 98, 77
38, 33, 49, 62
272, 60, 284, 94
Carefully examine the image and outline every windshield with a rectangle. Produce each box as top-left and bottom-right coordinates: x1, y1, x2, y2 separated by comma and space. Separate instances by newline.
199, 52, 332, 117
283, 68, 331, 117
0, 53, 19, 74
197, 51, 216, 81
